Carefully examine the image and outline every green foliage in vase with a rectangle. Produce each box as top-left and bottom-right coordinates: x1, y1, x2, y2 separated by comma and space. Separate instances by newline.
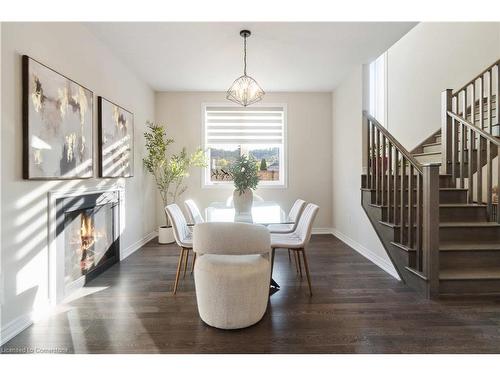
229, 155, 260, 195
143, 122, 206, 225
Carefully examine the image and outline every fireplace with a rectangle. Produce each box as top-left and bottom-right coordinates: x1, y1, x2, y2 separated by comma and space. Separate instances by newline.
52, 189, 121, 301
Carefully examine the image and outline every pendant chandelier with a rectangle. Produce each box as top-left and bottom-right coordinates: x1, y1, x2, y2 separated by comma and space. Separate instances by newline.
226, 30, 265, 107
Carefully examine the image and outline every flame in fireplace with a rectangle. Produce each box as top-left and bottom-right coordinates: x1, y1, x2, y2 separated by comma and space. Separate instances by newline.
73, 212, 108, 274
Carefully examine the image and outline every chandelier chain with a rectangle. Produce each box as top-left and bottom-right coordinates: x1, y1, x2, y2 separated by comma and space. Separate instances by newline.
243, 34, 247, 76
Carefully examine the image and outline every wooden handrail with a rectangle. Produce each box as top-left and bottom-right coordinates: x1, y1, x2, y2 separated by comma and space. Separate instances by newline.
452, 59, 500, 96
363, 111, 440, 288
364, 111, 423, 174
447, 111, 500, 146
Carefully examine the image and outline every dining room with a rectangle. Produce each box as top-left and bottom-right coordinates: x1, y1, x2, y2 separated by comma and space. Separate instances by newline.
3, 15, 500, 367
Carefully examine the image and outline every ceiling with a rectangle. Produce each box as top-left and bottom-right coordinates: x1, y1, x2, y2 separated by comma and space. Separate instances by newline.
85, 22, 417, 92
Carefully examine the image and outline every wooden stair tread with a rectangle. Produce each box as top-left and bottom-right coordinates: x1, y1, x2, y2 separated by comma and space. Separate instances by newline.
440, 268, 500, 280
380, 221, 499, 229
412, 151, 441, 157
439, 203, 487, 208
372, 203, 486, 209
440, 222, 500, 228
440, 243, 500, 251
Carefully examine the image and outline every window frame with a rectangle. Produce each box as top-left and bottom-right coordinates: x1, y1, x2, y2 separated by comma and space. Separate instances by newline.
368, 51, 388, 127
201, 102, 288, 189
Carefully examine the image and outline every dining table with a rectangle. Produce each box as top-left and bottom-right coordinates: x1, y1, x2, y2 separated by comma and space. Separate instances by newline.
201, 200, 295, 295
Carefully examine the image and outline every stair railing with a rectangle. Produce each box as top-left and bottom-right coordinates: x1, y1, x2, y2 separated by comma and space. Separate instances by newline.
446, 111, 500, 222
442, 61, 499, 173
442, 60, 500, 222
363, 112, 440, 296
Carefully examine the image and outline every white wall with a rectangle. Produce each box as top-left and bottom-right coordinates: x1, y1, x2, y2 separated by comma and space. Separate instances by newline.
155, 92, 333, 229
332, 67, 398, 278
387, 22, 500, 149
1, 23, 156, 342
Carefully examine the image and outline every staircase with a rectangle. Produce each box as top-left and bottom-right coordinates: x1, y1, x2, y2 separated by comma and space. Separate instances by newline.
361, 60, 500, 297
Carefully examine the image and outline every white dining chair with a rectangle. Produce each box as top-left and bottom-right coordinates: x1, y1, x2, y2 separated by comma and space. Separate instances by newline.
184, 199, 204, 224
270, 203, 319, 296
267, 199, 306, 234
165, 203, 195, 294
193, 222, 271, 329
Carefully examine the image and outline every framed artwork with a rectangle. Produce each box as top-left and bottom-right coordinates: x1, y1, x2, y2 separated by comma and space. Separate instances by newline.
98, 97, 134, 178
22, 55, 94, 180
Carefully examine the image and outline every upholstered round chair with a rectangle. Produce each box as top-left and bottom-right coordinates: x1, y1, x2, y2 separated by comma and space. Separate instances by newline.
193, 222, 271, 329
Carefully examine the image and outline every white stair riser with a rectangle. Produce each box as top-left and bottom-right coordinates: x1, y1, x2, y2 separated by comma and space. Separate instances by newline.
414, 153, 441, 164
423, 144, 442, 153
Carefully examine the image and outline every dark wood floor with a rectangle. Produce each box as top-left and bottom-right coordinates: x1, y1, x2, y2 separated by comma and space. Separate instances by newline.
3, 234, 500, 353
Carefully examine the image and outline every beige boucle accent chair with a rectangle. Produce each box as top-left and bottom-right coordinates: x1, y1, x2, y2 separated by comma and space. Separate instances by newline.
193, 222, 272, 330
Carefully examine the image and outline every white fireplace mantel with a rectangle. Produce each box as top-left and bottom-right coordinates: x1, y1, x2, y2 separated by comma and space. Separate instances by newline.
47, 186, 124, 305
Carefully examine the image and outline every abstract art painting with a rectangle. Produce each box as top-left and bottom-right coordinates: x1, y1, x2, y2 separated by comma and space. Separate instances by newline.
98, 97, 134, 178
23, 55, 94, 179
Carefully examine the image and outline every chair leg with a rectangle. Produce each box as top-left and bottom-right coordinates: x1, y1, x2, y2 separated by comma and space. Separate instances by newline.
173, 248, 185, 295
288, 249, 291, 261
293, 250, 300, 274
270, 248, 276, 278
296, 249, 303, 278
183, 249, 190, 278
301, 249, 313, 296
191, 253, 197, 274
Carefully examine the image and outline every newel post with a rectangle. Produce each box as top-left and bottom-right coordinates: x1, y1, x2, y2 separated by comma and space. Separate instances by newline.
441, 89, 453, 175
422, 163, 440, 298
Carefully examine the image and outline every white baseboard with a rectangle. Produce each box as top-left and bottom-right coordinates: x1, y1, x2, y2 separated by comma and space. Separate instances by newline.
0, 313, 33, 346
331, 228, 400, 280
312, 227, 334, 235
120, 230, 157, 261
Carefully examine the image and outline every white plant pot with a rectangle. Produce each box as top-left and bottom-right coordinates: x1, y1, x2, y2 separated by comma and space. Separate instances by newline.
158, 226, 175, 244
233, 188, 253, 214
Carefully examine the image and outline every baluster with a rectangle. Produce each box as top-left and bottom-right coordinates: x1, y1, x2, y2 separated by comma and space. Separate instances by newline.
486, 140, 493, 219
393, 149, 399, 225
370, 121, 375, 189
415, 173, 422, 271
400, 159, 407, 244
488, 70, 492, 134
408, 165, 414, 249
479, 76, 484, 130
496, 64, 500, 134
468, 127, 474, 203
387, 142, 392, 222
477, 134, 483, 203
497, 144, 500, 224
471, 81, 475, 125
452, 96, 458, 181
365, 117, 371, 188
375, 128, 380, 204
441, 89, 453, 175
460, 124, 466, 188
381, 136, 386, 206
460, 92, 466, 188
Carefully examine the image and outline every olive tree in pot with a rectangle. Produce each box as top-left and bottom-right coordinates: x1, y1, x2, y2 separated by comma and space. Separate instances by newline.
143, 122, 206, 244
230, 155, 260, 214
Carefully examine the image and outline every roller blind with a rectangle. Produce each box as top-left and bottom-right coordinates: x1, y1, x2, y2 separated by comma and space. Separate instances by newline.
205, 106, 284, 145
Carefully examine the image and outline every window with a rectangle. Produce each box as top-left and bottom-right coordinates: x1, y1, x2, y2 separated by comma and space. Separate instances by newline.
203, 104, 286, 187
369, 52, 387, 127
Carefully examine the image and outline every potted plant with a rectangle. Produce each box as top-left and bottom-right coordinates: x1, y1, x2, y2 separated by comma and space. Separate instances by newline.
229, 155, 260, 214
143, 122, 206, 244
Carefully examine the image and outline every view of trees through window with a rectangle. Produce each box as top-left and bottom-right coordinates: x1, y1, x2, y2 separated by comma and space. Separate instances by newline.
209, 145, 280, 183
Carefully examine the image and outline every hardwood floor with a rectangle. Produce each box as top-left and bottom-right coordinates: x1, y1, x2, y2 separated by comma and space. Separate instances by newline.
3, 234, 500, 354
